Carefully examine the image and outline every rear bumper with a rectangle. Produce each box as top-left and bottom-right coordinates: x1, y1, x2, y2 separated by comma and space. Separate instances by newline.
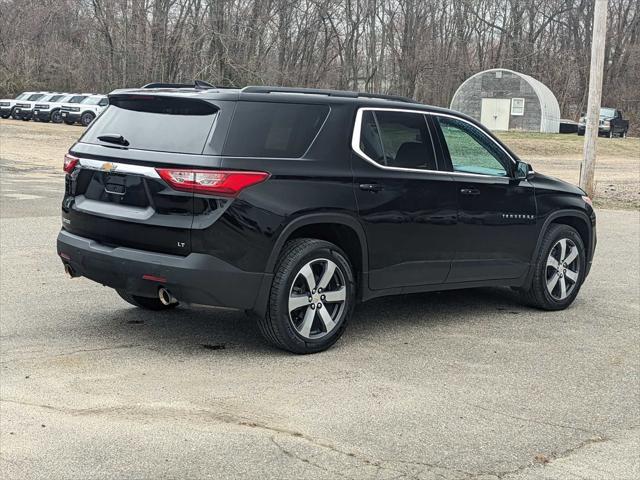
57, 229, 271, 311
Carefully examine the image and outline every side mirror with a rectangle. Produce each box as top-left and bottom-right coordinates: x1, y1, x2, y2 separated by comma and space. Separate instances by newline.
514, 161, 532, 180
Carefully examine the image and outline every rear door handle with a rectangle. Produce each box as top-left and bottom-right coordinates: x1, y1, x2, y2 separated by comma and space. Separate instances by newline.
460, 188, 480, 196
359, 183, 384, 192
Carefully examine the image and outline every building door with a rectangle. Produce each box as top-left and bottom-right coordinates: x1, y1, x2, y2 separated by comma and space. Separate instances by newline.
480, 98, 511, 131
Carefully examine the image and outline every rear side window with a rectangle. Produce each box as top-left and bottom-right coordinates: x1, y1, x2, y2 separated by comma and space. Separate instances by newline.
223, 102, 329, 158
357, 110, 437, 170
82, 96, 218, 154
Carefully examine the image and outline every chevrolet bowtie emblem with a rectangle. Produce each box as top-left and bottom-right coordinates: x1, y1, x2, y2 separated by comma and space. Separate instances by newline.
101, 162, 117, 172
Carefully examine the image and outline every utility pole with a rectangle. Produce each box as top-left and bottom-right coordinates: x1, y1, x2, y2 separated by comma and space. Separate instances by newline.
580, 0, 609, 197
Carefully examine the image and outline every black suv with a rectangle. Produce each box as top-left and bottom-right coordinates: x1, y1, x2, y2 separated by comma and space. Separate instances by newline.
57, 85, 597, 353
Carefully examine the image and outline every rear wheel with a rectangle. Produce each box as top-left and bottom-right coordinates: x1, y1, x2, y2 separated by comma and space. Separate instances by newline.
116, 289, 179, 311
519, 224, 585, 310
257, 238, 355, 354
80, 111, 95, 126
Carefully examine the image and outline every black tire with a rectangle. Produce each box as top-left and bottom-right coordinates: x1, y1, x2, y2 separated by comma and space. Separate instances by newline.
10, 109, 19, 119
64, 120, 75, 125
80, 111, 95, 126
51, 110, 62, 123
116, 289, 179, 311
519, 224, 586, 310
0, 114, 9, 119
257, 238, 356, 354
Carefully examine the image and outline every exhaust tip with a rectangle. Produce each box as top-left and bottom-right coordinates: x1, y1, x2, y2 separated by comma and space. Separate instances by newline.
64, 263, 76, 278
158, 287, 177, 306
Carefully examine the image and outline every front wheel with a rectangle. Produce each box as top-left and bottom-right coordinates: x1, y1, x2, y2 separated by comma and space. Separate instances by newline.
519, 224, 586, 310
257, 238, 355, 354
116, 289, 179, 311
51, 110, 62, 123
80, 112, 95, 126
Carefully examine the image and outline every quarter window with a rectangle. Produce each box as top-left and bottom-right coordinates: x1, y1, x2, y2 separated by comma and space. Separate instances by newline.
436, 116, 507, 176
358, 110, 437, 170
223, 102, 329, 158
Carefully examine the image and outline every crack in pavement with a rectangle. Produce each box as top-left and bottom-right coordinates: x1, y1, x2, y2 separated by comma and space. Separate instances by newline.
0, 343, 143, 365
465, 402, 602, 436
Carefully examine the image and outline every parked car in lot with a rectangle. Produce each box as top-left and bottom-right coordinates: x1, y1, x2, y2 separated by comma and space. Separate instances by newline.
578, 108, 629, 138
57, 84, 597, 353
0, 91, 48, 119
32, 93, 78, 123
13, 92, 68, 121
60, 94, 109, 126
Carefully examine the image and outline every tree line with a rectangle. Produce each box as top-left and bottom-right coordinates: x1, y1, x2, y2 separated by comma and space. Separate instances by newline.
1, 0, 638, 127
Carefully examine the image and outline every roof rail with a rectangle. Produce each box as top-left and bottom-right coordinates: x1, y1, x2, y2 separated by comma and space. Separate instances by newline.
358, 92, 414, 103
241, 85, 415, 103
142, 80, 217, 90
242, 86, 358, 98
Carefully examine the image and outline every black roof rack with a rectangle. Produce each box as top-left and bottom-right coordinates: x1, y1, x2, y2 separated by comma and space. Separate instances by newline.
142, 80, 217, 90
241, 85, 414, 103
358, 92, 414, 103
242, 86, 358, 98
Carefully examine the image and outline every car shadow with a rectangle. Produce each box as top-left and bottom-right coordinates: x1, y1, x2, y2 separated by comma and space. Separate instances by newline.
96, 287, 528, 356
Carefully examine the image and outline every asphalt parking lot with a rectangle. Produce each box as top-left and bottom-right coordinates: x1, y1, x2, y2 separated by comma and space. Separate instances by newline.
1, 128, 639, 479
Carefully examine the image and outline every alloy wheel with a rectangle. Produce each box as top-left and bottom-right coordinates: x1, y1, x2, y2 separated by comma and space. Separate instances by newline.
545, 238, 580, 301
288, 258, 347, 340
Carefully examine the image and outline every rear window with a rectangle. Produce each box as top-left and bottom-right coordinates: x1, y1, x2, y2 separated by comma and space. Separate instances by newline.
223, 102, 329, 158
82, 96, 218, 154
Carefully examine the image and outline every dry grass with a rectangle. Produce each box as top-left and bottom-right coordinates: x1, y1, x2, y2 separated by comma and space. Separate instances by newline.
1, 119, 639, 209
496, 132, 640, 209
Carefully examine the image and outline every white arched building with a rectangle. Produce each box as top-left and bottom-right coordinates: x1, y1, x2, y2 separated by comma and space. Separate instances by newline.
450, 68, 561, 133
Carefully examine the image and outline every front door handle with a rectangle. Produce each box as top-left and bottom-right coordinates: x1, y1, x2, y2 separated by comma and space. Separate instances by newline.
359, 183, 384, 192
460, 188, 480, 196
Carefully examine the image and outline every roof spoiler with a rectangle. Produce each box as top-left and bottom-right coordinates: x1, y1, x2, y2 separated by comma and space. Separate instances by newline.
141, 80, 217, 90
241, 86, 414, 103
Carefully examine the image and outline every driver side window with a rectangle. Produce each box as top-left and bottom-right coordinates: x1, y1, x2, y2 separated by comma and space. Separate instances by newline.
436, 116, 508, 177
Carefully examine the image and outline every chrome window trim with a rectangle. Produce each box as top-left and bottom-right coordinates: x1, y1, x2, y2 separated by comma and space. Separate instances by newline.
351, 107, 517, 179
78, 158, 160, 178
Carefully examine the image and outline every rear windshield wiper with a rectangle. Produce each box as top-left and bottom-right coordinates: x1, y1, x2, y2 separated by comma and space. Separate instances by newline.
98, 134, 130, 147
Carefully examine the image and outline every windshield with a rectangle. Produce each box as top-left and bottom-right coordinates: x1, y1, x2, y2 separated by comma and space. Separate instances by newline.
81, 96, 105, 105
600, 108, 615, 118
27, 94, 45, 101
69, 95, 87, 103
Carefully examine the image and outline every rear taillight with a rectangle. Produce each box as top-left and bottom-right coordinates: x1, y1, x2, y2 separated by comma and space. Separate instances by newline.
156, 168, 269, 197
63, 153, 79, 173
